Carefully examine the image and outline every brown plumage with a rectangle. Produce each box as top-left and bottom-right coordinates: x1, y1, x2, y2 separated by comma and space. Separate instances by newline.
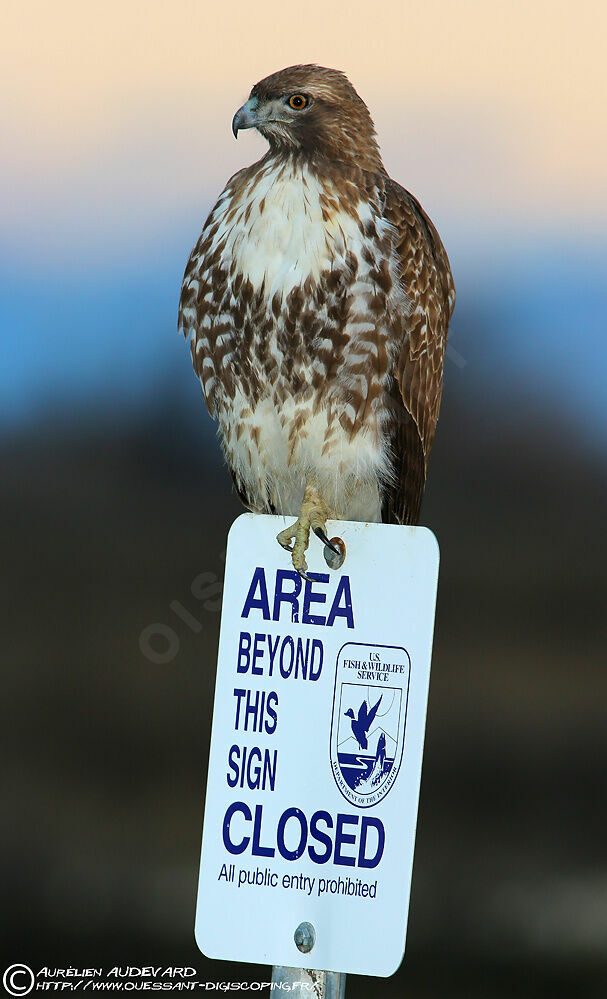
179, 65, 455, 572
381, 180, 455, 523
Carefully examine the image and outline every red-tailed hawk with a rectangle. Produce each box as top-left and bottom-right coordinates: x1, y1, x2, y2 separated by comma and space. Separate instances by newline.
179, 65, 455, 577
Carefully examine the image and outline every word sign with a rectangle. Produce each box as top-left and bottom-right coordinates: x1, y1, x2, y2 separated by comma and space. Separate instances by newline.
195, 514, 439, 977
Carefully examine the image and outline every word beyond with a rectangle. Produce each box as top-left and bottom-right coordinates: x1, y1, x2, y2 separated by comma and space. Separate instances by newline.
222, 802, 385, 868
237, 631, 323, 681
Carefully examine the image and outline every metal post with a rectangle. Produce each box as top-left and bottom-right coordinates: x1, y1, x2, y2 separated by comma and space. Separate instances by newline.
271, 966, 346, 998
271, 921, 346, 997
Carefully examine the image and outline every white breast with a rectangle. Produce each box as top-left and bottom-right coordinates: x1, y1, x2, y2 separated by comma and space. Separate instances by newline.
208, 160, 375, 299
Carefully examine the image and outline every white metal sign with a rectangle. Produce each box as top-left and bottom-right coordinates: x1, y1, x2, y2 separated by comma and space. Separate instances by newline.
195, 514, 439, 977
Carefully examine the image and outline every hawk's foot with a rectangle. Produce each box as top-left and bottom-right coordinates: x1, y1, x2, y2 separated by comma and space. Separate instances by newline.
276, 485, 345, 579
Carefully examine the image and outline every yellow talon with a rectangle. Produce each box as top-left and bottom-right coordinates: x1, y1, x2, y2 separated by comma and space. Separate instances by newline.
276, 484, 342, 578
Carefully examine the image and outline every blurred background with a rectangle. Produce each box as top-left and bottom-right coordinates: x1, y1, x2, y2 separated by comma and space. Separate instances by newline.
2, 1, 606, 995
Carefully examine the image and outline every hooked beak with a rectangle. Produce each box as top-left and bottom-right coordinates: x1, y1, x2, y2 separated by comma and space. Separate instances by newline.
232, 98, 258, 138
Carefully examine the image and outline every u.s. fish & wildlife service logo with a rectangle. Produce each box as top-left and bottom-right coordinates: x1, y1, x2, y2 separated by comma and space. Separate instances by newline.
330, 642, 410, 807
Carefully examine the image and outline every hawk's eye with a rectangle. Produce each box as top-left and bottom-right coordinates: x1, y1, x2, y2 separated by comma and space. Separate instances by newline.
288, 94, 308, 110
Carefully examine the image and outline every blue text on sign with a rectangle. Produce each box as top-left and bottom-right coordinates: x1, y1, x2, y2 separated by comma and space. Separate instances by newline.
222, 802, 385, 869
242, 569, 354, 629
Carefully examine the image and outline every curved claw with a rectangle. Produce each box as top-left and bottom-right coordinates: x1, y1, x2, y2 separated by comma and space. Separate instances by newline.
278, 540, 295, 553
297, 568, 314, 582
313, 526, 342, 556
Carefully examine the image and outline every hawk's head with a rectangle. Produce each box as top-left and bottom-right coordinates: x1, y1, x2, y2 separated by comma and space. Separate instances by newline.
232, 65, 382, 170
